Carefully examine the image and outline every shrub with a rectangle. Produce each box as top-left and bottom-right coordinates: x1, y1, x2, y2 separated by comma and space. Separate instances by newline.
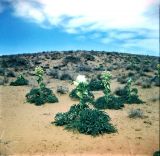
26, 66, 58, 105
63, 56, 80, 64
128, 109, 144, 118
57, 86, 69, 94
82, 53, 95, 61
60, 73, 73, 80
115, 79, 144, 104
26, 87, 58, 105
93, 72, 124, 110
151, 76, 160, 86
94, 96, 124, 110
141, 79, 151, 88
7, 70, 16, 77
0, 68, 5, 76
88, 79, 104, 91
69, 88, 94, 103
117, 75, 128, 84
47, 69, 60, 79
153, 151, 160, 156
10, 74, 28, 86
54, 104, 116, 136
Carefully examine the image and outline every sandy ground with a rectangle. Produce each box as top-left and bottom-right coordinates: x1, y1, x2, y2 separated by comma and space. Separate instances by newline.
0, 80, 159, 156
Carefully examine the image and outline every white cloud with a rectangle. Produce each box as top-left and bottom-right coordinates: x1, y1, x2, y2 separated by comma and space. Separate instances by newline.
9, 0, 159, 31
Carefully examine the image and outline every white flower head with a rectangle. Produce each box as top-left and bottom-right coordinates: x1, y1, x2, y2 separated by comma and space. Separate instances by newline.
74, 75, 87, 86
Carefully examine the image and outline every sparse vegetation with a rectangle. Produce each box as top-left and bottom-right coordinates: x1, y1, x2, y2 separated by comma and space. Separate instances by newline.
128, 109, 144, 118
57, 86, 69, 94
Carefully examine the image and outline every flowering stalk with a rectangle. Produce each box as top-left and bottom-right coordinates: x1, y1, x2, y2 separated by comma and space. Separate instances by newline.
101, 71, 112, 102
73, 75, 89, 107
35, 66, 45, 89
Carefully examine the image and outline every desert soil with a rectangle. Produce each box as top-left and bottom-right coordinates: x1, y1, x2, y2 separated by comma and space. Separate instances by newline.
0, 79, 159, 156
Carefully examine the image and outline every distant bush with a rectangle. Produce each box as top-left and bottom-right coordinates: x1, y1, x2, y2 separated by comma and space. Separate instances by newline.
82, 53, 95, 61
60, 73, 73, 80
26, 87, 58, 105
141, 79, 151, 88
151, 76, 160, 87
128, 109, 144, 118
126, 64, 140, 71
64, 56, 80, 64
94, 96, 124, 110
54, 104, 116, 136
0, 68, 5, 76
77, 65, 92, 72
117, 75, 128, 84
88, 79, 104, 91
6, 70, 16, 77
47, 69, 60, 79
10, 74, 28, 86
57, 86, 69, 94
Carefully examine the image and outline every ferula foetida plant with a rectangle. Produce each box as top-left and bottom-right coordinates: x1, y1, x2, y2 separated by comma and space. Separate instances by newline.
35, 66, 45, 88
73, 75, 89, 106
101, 71, 112, 102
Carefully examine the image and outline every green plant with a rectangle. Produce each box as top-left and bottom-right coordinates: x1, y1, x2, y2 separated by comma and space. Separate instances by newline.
94, 72, 124, 109
26, 66, 58, 105
35, 66, 45, 89
69, 88, 94, 103
94, 96, 124, 110
69, 75, 94, 104
54, 75, 116, 136
54, 105, 116, 136
26, 87, 58, 105
153, 151, 160, 156
10, 74, 28, 86
115, 78, 144, 104
88, 79, 104, 91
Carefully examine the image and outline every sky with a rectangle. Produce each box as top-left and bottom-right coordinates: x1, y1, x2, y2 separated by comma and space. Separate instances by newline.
0, 0, 159, 56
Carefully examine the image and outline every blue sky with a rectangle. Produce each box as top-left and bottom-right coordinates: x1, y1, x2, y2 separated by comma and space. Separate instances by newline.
0, 0, 159, 56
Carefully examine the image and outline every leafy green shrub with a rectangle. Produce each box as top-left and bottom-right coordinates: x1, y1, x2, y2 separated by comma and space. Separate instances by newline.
10, 74, 28, 86
88, 79, 104, 91
94, 96, 124, 110
54, 104, 116, 136
153, 151, 160, 156
26, 66, 58, 105
93, 72, 124, 110
54, 104, 89, 126
115, 79, 144, 104
26, 87, 58, 105
69, 88, 94, 103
